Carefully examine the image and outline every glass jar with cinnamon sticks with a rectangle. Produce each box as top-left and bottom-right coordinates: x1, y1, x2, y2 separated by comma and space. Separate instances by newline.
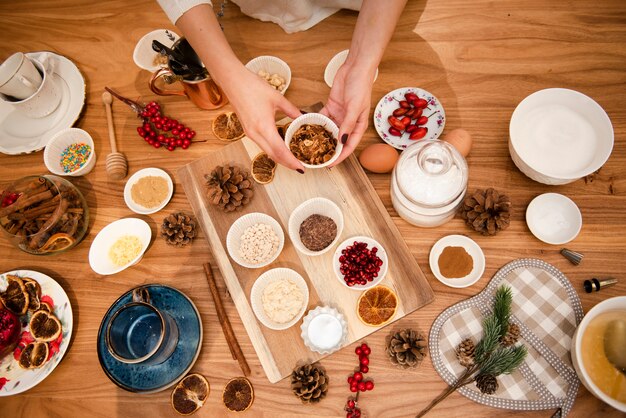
0, 175, 89, 255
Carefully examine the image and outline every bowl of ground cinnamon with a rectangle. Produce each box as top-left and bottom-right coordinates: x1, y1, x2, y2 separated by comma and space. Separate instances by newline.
124, 168, 173, 215
429, 234, 485, 288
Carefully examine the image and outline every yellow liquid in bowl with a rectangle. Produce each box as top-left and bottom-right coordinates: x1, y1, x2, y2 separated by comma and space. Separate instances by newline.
581, 311, 626, 403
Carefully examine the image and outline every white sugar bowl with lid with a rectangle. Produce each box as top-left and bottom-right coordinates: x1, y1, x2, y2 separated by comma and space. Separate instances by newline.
391, 139, 468, 227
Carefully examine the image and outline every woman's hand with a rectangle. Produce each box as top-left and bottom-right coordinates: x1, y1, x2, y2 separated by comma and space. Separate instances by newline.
223, 66, 304, 172
321, 61, 374, 166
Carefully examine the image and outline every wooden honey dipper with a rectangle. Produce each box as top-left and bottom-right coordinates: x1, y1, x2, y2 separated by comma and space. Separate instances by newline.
102, 91, 128, 180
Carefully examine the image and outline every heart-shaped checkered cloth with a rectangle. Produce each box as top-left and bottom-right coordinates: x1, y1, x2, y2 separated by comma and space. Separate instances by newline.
430, 258, 583, 416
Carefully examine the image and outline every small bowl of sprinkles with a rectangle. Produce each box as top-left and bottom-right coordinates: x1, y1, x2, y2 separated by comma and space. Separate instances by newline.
44, 128, 96, 176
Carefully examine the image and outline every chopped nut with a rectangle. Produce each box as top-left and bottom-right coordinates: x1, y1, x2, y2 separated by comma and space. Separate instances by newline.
289, 124, 337, 165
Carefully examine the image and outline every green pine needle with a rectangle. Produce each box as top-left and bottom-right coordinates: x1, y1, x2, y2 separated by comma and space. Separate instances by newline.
480, 345, 527, 376
493, 285, 513, 340
474, 314, 501, 363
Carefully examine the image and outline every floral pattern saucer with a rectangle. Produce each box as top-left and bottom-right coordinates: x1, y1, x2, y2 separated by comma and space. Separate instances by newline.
0, 270, 73, 396
373, 87, 446, 150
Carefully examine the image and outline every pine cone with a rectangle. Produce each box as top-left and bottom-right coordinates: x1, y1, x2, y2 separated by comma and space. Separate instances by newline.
456, 338, 476, 368
500, 323, 521, 347
205, 165, 254, 212
161, 212, 197, 247
386, 328, 427, 369
459, 188, 511, 236
475, 373, 498, 395
291, 363, 329, 404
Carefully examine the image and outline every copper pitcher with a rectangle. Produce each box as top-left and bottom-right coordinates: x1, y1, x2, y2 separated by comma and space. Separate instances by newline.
149, 68, 228, 110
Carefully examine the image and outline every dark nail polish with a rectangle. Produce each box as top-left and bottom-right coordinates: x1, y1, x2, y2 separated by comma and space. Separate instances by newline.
300, 110, 308, 114
341, 133, 348, 144
297, 169, 304, 174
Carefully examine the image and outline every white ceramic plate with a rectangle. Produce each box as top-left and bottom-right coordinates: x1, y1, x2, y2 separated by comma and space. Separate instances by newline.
324, 49, 378, 88
288, 197, 344, 256
0, 52, 86, 155
526, 193, 582, 245
429, 235, 486, 288
373, 87, 446, 150
0, 270, 73, 396
509, 88, 613, 184
226, 212, 285, 269
333, 236, 388, 290
123, 168, 174, 215
250, 268, 309, 330
133, 29, 179, 72
89, 218, 152, 275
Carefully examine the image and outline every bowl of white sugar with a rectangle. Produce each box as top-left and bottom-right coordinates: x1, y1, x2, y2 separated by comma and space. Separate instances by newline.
509, 88, 613, 185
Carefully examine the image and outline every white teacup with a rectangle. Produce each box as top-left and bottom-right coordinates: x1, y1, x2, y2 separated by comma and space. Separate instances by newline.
0, 53, 61, 119
0, 52, 43, 100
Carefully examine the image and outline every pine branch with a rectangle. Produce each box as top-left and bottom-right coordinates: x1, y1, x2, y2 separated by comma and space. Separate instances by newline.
493, 285, 513, 339
480, 345, 527, 376
473, 314, 501, 363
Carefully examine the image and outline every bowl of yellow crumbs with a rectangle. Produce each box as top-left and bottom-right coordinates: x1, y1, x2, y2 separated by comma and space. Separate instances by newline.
89, 218, 152, 275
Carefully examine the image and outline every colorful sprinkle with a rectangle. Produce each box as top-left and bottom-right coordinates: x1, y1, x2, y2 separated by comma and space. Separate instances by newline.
60, 143, 91, 173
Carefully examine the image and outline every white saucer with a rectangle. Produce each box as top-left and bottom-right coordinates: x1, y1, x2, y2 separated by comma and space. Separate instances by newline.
526, 193, 582, 245
429, 235, 485, 288
0, 52, 86, 155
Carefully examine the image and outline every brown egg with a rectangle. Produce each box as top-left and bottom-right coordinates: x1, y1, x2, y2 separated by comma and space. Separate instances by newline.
442, 128, 472, 157
358, 143, 399, 173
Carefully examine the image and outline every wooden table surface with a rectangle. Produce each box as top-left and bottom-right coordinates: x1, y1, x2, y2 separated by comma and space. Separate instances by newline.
1, 1, 624, 417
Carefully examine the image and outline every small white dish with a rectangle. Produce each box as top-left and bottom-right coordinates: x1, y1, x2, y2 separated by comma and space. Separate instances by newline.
300, 306, 347, 354
288, 197, 344, 256
333, 236, 388, 290
429, 235, 486, 288
89, 218, 152, 275
250, 268, 309, 331
0, 52, 86, 155
373, 87, 446, 150
43, 127, 96, 176
324, 49, 378, 88
133, 29, 179, 72
226, 212, 285, 269
509, 88, 613, 185
285, 113, 342, 168
245, 55, 291, 95
526, 193, 582, 245
123, 167, 174, 215
571, 296, 626, 413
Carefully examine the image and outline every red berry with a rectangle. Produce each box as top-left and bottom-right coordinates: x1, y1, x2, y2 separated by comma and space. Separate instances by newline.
353, 372, 363, 382
176, 124, 184, 131
365, 381, 374, 391
347, 400, 355, 409
176, 139, 183, 147
363, 346, 371, 356
350, 385, 358, 393
400, 116, 411, 127
360, 365, 369, 373
183, 139, 191, 147
348, 376, 353, 384
399, 100, 411, 109
417, 116, 428, 125
405, 92, 418, 102
360, 357, 369, 366
357, 382, 366, 392
167, 146, 175, 151
393, 107, 408, 117
155, 123, 163, 129
172, 129, 179, 136
154, 142, 161, 148
184, 127, 191, 133
355, 347, 362, 355
360, 343, 368, 350
188, 131, 196, 139
409, 127, 428, 140
179, 132, 187, 140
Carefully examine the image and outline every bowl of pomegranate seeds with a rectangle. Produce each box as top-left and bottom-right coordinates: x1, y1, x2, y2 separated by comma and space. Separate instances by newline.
333, 236, 388, 290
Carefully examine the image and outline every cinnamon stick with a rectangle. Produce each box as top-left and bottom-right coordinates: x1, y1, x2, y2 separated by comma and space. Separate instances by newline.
0, 190, 53, 218
202, 262, 251, 377
29, 198, 69, 249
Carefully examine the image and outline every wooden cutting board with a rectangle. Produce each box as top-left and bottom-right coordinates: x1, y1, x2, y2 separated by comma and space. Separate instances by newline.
178, 137, 434, 383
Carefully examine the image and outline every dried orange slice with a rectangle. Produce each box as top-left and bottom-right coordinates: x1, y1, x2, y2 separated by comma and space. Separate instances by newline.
38, 302, 53, 313
212, 112, 245, 141
18, 342, 49, 369
171, 373, 210, 415
29, 310, 62, 342
357, 285, 398, 326
222, 377, 254, 412
23, 278, 41, 312
39, 233, 76, 253
251, 152, 277, 184
0, 276, 29, 315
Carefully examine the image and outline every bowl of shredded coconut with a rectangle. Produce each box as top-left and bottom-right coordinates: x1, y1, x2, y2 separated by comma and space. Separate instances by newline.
250, 268, 309, 330
89, 218, 151, 275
